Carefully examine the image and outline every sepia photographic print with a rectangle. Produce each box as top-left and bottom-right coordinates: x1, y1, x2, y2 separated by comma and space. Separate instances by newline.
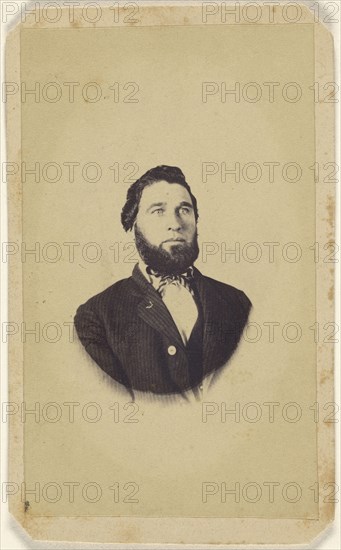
74, 164, 252, 399
2, 0, 338, 547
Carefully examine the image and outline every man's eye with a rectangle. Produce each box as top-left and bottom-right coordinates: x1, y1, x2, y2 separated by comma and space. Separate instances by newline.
180, 207, 190, 214
152, 208, 164, 215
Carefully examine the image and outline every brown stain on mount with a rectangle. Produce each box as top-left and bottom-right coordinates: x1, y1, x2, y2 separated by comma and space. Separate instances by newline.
326, 194, 335, 230
328, 285, 334, 302
320, 370, 331, 385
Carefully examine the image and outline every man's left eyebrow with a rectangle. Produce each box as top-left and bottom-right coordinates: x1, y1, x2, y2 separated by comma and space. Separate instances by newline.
179, 201, 193, 208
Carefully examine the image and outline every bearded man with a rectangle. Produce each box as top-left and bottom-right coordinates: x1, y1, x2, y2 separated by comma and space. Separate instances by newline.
74, 165, 251, 398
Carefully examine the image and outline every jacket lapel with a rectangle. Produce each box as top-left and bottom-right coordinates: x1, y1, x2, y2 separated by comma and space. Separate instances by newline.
131, 264, 185, 350
131, 264, 245, 383
193, 268, 237, 378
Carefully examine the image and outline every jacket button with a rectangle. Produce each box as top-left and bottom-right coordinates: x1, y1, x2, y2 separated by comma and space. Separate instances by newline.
167, 345, 177, 356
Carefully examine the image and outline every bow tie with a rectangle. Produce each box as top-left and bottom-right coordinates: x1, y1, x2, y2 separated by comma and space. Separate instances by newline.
146, 266, 194, 297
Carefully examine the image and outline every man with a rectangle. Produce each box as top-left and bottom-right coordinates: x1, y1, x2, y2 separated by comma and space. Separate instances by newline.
74, 165, 251, 398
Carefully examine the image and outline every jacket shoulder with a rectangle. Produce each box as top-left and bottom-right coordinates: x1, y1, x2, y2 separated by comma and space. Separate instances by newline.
76, 276, 133, 315
200, 273, 252, 313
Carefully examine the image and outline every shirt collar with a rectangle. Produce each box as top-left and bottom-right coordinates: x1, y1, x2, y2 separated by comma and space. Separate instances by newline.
138, 260, 194, 288
138, 259, 153, 284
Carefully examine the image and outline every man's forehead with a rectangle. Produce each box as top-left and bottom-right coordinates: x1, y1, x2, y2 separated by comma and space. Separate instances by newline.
140, 180, 192, 205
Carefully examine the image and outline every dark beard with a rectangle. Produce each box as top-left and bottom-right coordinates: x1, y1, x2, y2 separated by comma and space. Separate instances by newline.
134, 224, 199, 276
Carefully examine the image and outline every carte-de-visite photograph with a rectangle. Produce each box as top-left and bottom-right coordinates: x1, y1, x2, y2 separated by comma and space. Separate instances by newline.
6, 2, 335, 547
74, 164, 252, 399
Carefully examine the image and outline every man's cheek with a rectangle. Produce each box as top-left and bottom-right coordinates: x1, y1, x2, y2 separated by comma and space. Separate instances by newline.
183, 222, 196, 235
147, 227, 163, 245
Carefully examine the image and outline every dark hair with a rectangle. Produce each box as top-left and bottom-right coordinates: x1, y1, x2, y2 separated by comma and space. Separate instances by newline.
121, 165, 199, 231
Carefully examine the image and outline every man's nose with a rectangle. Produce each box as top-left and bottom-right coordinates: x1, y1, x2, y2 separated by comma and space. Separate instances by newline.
167, 211, 181, 231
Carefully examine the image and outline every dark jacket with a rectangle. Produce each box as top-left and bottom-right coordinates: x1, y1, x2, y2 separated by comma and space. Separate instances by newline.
74, 264, 251, 396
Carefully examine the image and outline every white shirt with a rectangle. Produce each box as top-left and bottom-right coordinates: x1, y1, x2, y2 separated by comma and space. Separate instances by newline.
139, 261, 198, 345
